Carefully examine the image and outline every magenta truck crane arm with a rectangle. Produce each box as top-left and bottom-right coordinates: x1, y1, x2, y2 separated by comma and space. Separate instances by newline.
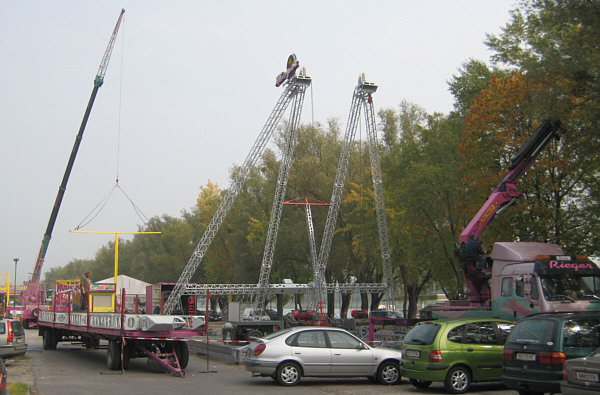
458, 119, 562, 245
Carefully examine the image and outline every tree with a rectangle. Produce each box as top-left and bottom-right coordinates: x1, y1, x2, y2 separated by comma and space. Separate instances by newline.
380, 102, 469, 318
459, 0, 600, 256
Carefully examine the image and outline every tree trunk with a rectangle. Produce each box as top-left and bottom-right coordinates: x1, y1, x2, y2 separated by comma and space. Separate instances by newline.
327, 292, 336, 318
339, 293, 352, 319
370, 292, 384, 311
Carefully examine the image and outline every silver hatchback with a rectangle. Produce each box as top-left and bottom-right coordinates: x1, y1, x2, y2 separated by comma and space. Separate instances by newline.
0, 318, 27, 358
244, 326, 402, 386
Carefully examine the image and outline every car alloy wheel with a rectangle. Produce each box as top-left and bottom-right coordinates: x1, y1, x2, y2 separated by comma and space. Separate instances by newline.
276, 362, 301, 386
444, 366, 471, 394
377, 361, 401, 385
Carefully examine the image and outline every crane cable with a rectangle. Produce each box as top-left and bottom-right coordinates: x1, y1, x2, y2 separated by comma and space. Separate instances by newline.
74, 16, 149, 230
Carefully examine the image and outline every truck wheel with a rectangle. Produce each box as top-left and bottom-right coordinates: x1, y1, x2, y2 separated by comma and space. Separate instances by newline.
246, 329, 262, 340
275, 361, 302, 386
174, 342, 189, 369
107, 340, 122, 370
376, 360, 401, 385
444, 365, 471, 394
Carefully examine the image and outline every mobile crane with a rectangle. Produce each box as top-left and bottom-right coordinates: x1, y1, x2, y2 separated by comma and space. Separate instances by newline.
22, 9, 125, 328
426, 119, 600, 320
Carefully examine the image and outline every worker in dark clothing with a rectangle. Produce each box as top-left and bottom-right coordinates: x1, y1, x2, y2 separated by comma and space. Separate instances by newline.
464, 233, 487, 269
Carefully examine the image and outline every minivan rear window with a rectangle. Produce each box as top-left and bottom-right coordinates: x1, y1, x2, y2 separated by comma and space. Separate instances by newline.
508, 319, 557, 345
404, 322, 440, 345
564, 318, 600, 349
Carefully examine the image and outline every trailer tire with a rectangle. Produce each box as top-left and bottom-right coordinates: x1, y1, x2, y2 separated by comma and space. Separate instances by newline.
42, 329, 57, 350
83, 337, 100, 349
122, 343, 130, 370
107, 340, 121, 370
174, 341, 189, 369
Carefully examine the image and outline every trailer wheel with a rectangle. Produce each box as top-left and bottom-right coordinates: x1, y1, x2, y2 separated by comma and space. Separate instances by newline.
42, 329, 57, 350
122, 343, 131, 370
107, 340, 121, 370
83, 337, 100, 349
174, 342, 189, 369
32, 308, 39, 318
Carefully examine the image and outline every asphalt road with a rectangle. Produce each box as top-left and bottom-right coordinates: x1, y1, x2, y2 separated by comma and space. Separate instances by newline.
6, 329, 520, 395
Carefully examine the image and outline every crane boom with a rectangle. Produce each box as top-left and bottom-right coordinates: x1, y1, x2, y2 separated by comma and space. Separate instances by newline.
458, 120, 562, 245
163, 68, 311, 315
29, 9, 125, 286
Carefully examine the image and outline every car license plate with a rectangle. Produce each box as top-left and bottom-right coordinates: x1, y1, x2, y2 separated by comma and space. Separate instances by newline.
16, 338, 23, 344
576, 372, 599, 382
516, 353, 536, 361
406, 349, 420, 358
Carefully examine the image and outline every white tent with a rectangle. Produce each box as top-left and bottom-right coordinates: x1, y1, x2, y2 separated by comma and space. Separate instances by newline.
97, 274, 149, 296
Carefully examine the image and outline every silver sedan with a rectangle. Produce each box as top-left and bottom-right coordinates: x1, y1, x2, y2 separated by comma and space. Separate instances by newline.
244, 326, 402, 386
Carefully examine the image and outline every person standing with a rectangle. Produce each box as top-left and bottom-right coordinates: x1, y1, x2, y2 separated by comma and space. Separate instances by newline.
80, 271, 91, 311
464, 233, 487, 269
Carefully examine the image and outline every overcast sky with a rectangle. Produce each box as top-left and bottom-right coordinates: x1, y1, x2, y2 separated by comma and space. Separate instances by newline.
0, 1, 515, 284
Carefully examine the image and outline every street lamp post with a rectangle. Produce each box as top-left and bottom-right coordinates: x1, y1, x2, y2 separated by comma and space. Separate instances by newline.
13, 258, 19, 310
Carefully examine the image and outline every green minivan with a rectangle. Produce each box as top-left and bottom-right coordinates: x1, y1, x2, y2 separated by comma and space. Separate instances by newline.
401, 318, 515, 394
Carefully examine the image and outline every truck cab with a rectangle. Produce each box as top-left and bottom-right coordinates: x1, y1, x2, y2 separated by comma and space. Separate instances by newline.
490, 242, 600, 320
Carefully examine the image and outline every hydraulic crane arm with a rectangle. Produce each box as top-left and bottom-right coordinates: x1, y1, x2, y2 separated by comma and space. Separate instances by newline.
458, 119, 562, 245
30, 9, 125, 285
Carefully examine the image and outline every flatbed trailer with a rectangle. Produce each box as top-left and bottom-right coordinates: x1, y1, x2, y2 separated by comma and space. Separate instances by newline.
37, 309, 205, 377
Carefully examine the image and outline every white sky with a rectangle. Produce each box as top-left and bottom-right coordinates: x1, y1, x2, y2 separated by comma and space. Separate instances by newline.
0, 0, 515, 284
